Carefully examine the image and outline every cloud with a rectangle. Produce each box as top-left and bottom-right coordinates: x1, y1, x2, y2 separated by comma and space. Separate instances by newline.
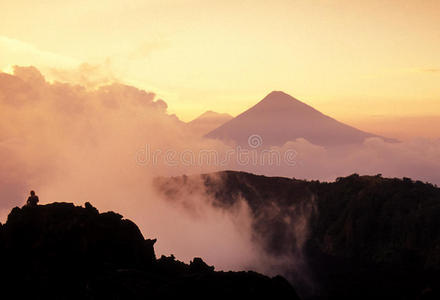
130, 38, 171, 59
420, 68, 440, 73
225, 137, 440, 186
0, 65, 259, 273
0, 36, 78, 71
48, 61, 118, 89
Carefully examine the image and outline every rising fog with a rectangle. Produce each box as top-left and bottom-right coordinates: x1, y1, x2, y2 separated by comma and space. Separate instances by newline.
0, 65, 261, 272
1, 65, 439, 275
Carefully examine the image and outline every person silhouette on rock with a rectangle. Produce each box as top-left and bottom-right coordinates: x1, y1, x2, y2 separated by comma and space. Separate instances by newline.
26, 190, 39, 207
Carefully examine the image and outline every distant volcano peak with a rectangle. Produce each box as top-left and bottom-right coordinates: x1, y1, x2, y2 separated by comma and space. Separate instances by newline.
187, 110, 234, 136
196, 110, 232, 119
205, 91, 395, 147
260, 90, 299, 103
247, 91, 320, 117
266, 90, 291, 97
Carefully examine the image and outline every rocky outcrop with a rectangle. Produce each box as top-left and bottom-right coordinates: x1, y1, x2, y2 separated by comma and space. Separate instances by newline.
0, 202, 298, 299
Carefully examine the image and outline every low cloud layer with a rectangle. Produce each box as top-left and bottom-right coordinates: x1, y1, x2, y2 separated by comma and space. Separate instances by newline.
256, 137, 440, 185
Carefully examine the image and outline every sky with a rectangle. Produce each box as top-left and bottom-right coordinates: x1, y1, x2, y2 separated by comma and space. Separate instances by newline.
1, 0, 439, 126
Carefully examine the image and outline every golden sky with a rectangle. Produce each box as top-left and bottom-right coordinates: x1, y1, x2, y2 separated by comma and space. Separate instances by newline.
1, 0, 439, 123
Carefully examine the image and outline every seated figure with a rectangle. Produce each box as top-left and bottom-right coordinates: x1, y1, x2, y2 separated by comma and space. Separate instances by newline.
26, 190, 39, 207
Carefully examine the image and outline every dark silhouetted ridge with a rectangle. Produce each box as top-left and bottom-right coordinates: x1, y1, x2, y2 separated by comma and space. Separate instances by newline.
0, 202, 298, 299
155, 171, 440, 300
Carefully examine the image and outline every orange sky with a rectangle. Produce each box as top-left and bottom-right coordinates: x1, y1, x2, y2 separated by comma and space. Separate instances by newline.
0, 0, 439, 128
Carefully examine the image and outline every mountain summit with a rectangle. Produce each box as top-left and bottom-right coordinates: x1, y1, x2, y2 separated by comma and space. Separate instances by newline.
205, 91, 392, 147
187, 111, 233, 136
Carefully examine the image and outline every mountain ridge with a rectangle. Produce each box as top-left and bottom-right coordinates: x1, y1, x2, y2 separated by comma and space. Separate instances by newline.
154, 171, 440, 299
205, 91, 395, 147
187, 110, 234, 136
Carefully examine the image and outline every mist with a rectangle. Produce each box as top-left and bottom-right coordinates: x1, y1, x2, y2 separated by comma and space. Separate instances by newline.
0, 65, 268, 273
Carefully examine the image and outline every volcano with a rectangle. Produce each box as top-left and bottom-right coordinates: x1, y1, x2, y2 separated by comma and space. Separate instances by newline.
187, 110, 233, 136
205, 91, 393, 147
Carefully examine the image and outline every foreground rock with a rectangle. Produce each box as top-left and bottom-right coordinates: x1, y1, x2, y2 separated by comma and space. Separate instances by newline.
0, 202, 298, 299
